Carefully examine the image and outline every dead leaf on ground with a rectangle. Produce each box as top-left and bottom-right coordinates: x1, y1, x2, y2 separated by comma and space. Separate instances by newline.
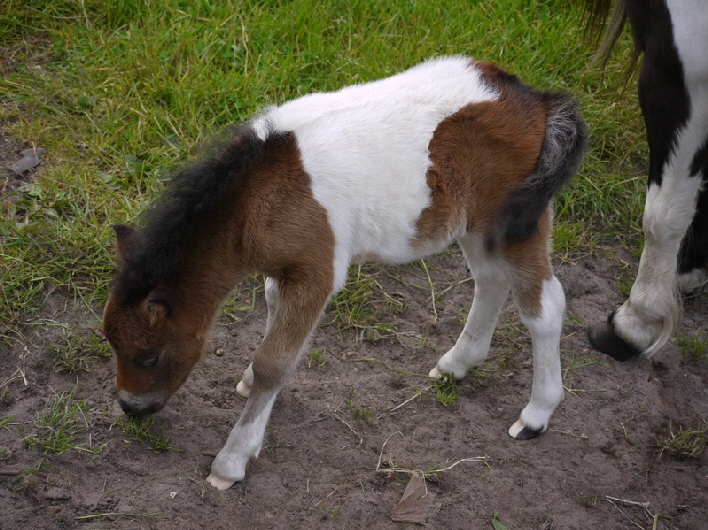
390, 471, 436, 524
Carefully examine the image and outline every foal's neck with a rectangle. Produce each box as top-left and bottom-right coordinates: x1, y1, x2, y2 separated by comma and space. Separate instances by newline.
168, 207, 250, 330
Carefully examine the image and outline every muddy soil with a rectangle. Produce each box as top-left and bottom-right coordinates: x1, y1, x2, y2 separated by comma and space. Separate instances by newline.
1, 134, 707, 530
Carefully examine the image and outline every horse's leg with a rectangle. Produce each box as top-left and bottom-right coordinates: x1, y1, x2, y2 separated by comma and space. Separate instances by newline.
505, 223, 565, 440
236, 276, 280, 398
590, 174, 703, 358
207, 272, 330, 490
508, 273, 565, 439
429, 235, 510, 379
588, 2, 708, 359
678, 175, 708, 293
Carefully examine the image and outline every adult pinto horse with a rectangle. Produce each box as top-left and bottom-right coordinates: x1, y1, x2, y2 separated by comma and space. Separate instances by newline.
586, 0, 708, 360
103, 56, 586, 489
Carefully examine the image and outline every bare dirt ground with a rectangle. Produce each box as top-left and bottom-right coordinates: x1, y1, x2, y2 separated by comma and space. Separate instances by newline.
2, 134, 707, 530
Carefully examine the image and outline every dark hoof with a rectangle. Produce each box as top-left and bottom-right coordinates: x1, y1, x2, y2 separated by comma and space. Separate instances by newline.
587, 311, 641, 361
509, 420, 543, 440
514, 426, 542, 440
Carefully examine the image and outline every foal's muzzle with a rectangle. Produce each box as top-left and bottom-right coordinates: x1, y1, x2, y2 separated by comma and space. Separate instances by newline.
118, 390, 168, 416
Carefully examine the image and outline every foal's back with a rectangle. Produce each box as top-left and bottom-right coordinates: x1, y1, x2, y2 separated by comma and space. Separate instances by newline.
252, 56, 559, 283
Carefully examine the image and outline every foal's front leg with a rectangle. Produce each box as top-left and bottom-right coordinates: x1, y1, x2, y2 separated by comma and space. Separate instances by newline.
207, 275, 329, 490
236, 276, 280, 398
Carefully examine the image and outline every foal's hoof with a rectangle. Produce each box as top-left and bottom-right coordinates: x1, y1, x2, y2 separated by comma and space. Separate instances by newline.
235, 380, 251, 398
428, 366, 443, 378
206, 473, 238, 491
508, 419, 543, 440
587, 312, 641, 362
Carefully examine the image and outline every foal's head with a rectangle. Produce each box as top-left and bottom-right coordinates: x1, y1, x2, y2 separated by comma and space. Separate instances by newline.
103, 225, 208, 416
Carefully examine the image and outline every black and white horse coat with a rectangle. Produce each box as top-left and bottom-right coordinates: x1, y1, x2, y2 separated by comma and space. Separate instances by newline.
588, 0, 708, 359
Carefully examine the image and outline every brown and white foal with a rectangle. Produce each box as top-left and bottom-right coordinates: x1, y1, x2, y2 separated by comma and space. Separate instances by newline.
103, 56, 586, 490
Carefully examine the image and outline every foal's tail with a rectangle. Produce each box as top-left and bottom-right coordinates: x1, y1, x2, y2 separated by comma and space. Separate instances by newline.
485, 94, 587, 252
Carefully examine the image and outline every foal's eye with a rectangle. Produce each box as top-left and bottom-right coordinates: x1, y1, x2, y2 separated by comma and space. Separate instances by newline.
136, 353, 160, 368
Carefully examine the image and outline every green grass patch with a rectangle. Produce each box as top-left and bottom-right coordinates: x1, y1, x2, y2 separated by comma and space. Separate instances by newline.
492, 513, 509, 530
344, 388, 377, 425
655, 423, 707, 460
10, 460, 51, 493
111, 415, 176, 453
326, 265, 405, 338
1, 0, 646, 342
0, 415, 14, 429
430, 373, 460, 407
307, 348, 328, 369
676, 329, 708, 361
24, 386, 103, 454
47, 326, 111, 373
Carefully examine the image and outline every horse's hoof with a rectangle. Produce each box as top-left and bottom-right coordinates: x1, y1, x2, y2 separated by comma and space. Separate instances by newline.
428, 366, 443, 378
508, 419, 542, 440
235, 380, 251, 398
587, 312, 641, 361
206, 474, 238, 491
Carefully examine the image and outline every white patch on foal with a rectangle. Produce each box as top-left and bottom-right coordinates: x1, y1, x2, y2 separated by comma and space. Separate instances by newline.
254, 57, 498, 290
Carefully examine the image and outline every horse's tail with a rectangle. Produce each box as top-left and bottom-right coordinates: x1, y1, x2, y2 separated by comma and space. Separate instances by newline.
583, 0, 639, 80
485, 93, 587, 252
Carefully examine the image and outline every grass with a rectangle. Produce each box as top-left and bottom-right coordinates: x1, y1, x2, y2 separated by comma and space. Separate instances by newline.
308, 348, 328, 369
492, 513, 509, 530
326, 265, 406, 338
111, 415, 176, 453
676, 328, 708, 361
0, 0, 644, 342
24, 386, 103, 454
654, 422, 707, 460
344, 388, 378, 425
430, 373, 460, 407
47, 326, 111, 373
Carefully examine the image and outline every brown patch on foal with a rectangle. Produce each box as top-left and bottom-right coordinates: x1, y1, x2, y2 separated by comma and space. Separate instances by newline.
504, 209, 553, 317
105, 130, 335, 402
414, 60, 553, 317
237, 134, 336, 390
415, 62, 548, 246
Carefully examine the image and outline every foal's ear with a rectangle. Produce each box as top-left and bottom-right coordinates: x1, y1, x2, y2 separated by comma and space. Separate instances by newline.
144, 297, 171, 327
113, 224, 143, 260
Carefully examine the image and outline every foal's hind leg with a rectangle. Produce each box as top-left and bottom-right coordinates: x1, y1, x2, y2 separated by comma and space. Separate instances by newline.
236, 276, 280, 398
207, 272, 330, 490
505, 227, 565, 439
429, 235, 510, 379
508, 272, 565, 439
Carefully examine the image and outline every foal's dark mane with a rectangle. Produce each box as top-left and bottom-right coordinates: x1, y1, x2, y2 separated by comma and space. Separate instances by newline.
115, 123, 272, 302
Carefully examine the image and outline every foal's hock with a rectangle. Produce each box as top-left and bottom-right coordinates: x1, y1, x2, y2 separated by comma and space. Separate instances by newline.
103, 56, 587, 490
